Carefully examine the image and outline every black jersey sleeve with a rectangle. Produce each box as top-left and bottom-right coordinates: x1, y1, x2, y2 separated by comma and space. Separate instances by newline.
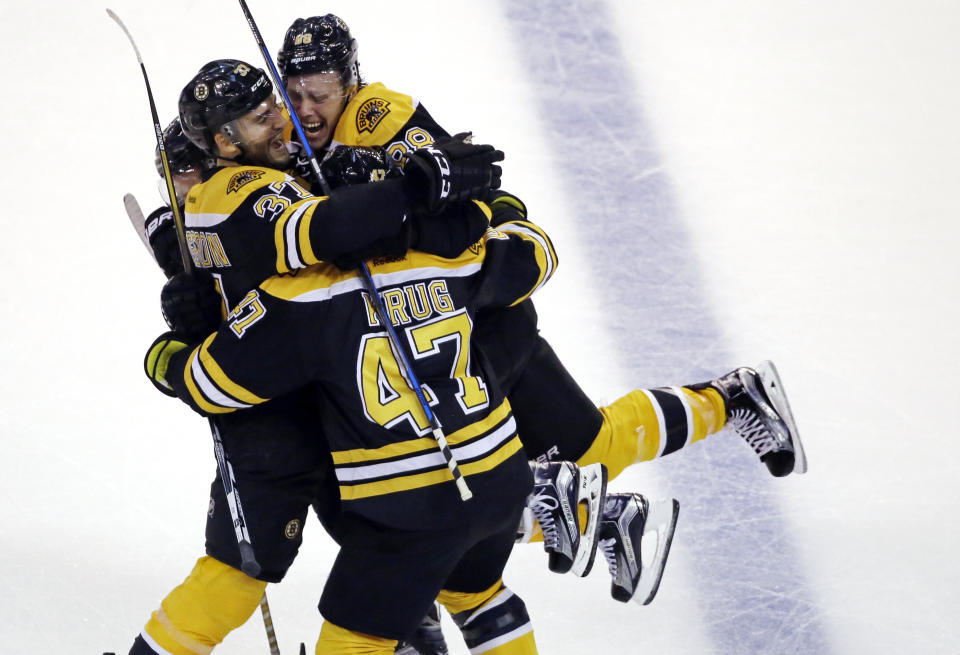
473, 220, 559, 310
188, 169, 415, 280
164, 287, 322, 416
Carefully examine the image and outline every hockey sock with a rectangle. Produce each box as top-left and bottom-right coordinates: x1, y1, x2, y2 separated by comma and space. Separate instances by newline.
138, 556, 266, 655
314, 621, 397, 655
577, 387, 727, 480
440, 581, 537, 654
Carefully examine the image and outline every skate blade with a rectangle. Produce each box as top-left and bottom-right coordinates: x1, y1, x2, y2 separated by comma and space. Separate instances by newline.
633, 498, 680, 606
755, 360, 807, 474
570, 463, 608, 577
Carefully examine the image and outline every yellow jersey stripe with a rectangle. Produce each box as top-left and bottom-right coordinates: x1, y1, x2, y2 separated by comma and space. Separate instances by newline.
339, 435, 523, 500
297, 200, 321, 266
331, 400, 511, 464
500, 221, 557, 306
335, 415, 516, 483
182, 348, 235, 415
273, 204, 296, 275
198, 335, 268, 406
260, 259, 483, 303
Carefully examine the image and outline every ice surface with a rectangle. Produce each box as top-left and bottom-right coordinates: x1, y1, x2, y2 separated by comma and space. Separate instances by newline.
1, 1, 958, 653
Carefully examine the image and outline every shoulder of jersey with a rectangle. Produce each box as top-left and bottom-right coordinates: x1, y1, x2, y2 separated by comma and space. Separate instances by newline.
259, 262, 358, 303
259, 242, 488, 305
185, 166, 292, 220
332, 82, 419, 147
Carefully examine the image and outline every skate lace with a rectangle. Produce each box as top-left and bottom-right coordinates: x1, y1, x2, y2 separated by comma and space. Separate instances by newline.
729, 408, 775, 457
528, 492, 560, 549
599, 537, 618, 578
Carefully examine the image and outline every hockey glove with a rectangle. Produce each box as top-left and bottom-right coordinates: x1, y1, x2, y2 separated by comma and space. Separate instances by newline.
160, 270, 223, 341
486, 189, 528, 226
144, 332, 191, 397
321, 145, 402, 190
412, 201, 490, 258
144, 206, 184, 278
403, 133, 503, 215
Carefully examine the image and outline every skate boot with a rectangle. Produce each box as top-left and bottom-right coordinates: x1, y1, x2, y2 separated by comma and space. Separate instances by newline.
696, 360, 808, 477
395, 603, 448, 655
525, 461, 607, 576
598, 493, 679, 605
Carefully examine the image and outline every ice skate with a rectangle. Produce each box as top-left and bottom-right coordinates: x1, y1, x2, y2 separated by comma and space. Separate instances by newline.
525, 461, 607, 576
700, 360, 807, 476
598, 493, 679, 605
395, 603, 448, 655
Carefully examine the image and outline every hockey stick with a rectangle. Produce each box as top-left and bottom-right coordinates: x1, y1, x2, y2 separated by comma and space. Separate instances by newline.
107, 9, 191, 272
236, 0, 331, 195
237, 0, 472, 501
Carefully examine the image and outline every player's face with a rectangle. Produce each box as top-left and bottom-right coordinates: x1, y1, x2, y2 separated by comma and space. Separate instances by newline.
173, 169, 202, 205
285, 72, 350, 150
223, 94, 291, 168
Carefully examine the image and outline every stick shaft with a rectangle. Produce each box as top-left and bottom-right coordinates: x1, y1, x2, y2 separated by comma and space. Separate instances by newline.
107, 9, 192, 271
235, 0, 471, 500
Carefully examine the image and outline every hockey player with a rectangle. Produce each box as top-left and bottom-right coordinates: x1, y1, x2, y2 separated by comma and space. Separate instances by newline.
274, 12, 806, 586
147, 14, 806, 620
276, 14, 806, 474
130, 12, 809, 648
128, 59, 600, 655
143, 65, 566, 653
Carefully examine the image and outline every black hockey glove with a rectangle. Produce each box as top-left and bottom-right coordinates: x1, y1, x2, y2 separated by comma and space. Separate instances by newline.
402, 133, 503, 215
486, 189, 528, 226
160, 270, 223, 341
411, 201, 490, 258
144, 331, 191, 397
144, 206, 184, 278
321, 146, 403, 190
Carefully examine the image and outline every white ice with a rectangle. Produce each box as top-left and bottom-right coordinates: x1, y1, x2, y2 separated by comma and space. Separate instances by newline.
1, 1, 958, 653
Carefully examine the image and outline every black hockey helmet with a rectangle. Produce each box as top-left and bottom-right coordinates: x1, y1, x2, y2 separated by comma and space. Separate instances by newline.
154, 117, 208, 177
277, 14, 358, 87
178, 59, 273, 153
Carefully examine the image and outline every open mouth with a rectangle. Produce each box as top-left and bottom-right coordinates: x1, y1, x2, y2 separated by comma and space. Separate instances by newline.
269, 131, 286, 152
303, 121, 324, 135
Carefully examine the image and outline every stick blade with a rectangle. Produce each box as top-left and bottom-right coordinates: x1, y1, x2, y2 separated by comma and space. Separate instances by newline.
122, 193, 156, 261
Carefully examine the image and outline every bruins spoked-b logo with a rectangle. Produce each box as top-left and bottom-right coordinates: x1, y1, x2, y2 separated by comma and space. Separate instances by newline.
356, 98, 391, 134
284, 519, 302, 540
226, 169, 265, 194
194, 82, 209, 101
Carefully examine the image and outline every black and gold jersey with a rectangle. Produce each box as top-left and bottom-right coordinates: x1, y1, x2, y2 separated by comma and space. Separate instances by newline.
183, 165, 414, 307
331, 82, 449, 161
164, 220, 558, 529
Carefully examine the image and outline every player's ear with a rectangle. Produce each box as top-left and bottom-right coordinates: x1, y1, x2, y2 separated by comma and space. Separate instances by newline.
213, 131, 241, 159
